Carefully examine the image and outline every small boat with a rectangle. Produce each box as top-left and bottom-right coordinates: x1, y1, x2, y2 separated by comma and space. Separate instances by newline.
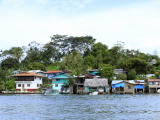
42, 89, 59, 95
157, 89, 160, 93
89, 91, 98, 95
99, 88, 104, 94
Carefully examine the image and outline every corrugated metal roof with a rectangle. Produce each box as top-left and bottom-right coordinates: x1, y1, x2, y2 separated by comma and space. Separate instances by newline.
148, 79, 160, 82
112, 80, 144, 84
45, 70, 62, 73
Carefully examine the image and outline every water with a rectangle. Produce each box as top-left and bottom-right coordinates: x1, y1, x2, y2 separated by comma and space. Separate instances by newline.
0, 94, 160, 120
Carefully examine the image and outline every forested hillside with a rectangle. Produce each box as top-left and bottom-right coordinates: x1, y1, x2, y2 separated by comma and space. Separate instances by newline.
0, 34, 159, 90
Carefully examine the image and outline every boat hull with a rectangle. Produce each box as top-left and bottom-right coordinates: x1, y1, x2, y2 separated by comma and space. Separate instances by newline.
89, 91, 98, 95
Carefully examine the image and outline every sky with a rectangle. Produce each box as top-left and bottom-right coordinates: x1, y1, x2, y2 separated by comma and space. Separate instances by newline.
0, 0, 160, 56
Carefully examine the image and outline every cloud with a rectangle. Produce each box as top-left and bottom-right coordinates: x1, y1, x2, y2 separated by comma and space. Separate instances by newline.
0, 0, 160, 57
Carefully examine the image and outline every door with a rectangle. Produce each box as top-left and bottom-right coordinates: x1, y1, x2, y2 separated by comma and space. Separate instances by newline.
22, 84, 24, 89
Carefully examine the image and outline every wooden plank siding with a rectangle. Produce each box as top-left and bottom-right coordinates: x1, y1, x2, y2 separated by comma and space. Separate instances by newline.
124, 82, 134, 94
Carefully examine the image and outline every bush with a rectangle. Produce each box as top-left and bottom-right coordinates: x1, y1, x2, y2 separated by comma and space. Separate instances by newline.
128, 69, 136, 80
116, 73, 127, 80
155, 72, 159, 78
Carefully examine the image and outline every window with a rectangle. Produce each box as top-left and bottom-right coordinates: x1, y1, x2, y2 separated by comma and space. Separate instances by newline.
18, 84, 21, 87
27, 84, 30, 87
56, 79, 60, 81
55, 84, 58, 87
128, 85, 131, 89
37, 84, 40, 87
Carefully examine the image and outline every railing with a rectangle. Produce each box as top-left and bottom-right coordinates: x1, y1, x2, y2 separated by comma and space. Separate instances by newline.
15, 79, 34, 81
149, 85, 160, 88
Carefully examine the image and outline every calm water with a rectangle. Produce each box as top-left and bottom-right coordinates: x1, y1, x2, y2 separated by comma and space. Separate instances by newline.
0, 94, 160, 120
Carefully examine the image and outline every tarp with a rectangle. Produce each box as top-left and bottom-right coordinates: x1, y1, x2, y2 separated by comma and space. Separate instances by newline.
134, 85, 144, 89
112, 82, 125, 88
92, 71, 99, 74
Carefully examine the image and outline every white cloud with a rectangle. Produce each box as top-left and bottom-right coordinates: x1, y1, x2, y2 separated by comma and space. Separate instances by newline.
0, 0, 160, 57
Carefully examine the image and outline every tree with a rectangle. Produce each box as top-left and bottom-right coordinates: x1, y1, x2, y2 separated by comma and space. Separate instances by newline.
127, 69, 136, 80
50, 34, 96, 59
1, 57, 19, 70
4, 78, 16, 91
61, 51, 84, 75
63, 77, 75, 94
107, 46, 122, 67
27, 62, 46, 71
101, 65, 114, 84
116, 73, 127, 80
125, 58, 149, 74
12, 47, 24, 62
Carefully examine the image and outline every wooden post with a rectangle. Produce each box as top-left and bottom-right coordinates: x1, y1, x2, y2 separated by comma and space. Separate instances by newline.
136, 89, 137, 93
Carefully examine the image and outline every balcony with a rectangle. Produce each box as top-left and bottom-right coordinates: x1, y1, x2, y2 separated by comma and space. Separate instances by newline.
149, 85, 160, 88
15, 79, 34, 81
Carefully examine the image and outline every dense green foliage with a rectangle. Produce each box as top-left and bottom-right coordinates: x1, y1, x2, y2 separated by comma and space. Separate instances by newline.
128, 69, 136, 80
1, 57, 19, 70
0, 34, 160, 90
101, 65, 114, 84
116, 73, 127, 80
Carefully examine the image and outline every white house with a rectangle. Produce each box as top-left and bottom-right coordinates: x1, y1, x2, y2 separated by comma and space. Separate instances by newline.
11, 72, 47, 92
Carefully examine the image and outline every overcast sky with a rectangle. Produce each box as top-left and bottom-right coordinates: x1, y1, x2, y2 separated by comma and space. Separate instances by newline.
0, 0, 160, 56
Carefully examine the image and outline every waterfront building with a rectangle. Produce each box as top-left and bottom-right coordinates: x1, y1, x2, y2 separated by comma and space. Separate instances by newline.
148, 79, 160, 93
112, 80, 145, 94
52, 74, 70, 93
45, 70, 72, 79
84, 76, 108, 94
11, 72, 46, 92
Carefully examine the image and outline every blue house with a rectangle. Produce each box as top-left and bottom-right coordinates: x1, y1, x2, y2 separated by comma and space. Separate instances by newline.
45, 70, 64, 79
52, 74, 70, 92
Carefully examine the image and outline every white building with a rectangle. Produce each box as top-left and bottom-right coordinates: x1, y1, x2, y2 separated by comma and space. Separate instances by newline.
11, 72, 46, 92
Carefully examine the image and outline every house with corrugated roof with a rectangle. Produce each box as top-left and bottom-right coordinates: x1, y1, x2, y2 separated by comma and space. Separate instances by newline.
112, 80, 145, 94
52, 74, 72, 93
45, 70, 64, 79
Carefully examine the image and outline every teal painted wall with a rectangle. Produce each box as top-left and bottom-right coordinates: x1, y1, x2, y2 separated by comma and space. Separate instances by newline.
52, 78, 68, 91
52, 83, 64, 91
85, 86, 89, 92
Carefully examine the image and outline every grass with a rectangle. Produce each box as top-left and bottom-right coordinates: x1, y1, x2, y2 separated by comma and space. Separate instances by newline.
149, 76, 158, 79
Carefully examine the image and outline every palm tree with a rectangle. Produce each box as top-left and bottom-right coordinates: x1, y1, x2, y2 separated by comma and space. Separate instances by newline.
13, 47, 24, 62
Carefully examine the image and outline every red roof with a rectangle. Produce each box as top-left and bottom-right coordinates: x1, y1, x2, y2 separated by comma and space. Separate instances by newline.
45, 70, 62, 73
11, 72, 46, 77
148, 79, 160, 82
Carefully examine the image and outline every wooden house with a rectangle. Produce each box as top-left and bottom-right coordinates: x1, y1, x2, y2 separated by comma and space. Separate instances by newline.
75, 74, 98, 94
112, 80, 145, 94
11, 72, 46, 92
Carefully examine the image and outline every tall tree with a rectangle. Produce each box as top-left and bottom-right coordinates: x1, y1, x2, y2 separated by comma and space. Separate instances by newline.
12, 47, 24, 62
125, 58, 149, 74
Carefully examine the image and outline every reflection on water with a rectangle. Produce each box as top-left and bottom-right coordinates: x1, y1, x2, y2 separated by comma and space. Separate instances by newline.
0, 94, 160, 119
